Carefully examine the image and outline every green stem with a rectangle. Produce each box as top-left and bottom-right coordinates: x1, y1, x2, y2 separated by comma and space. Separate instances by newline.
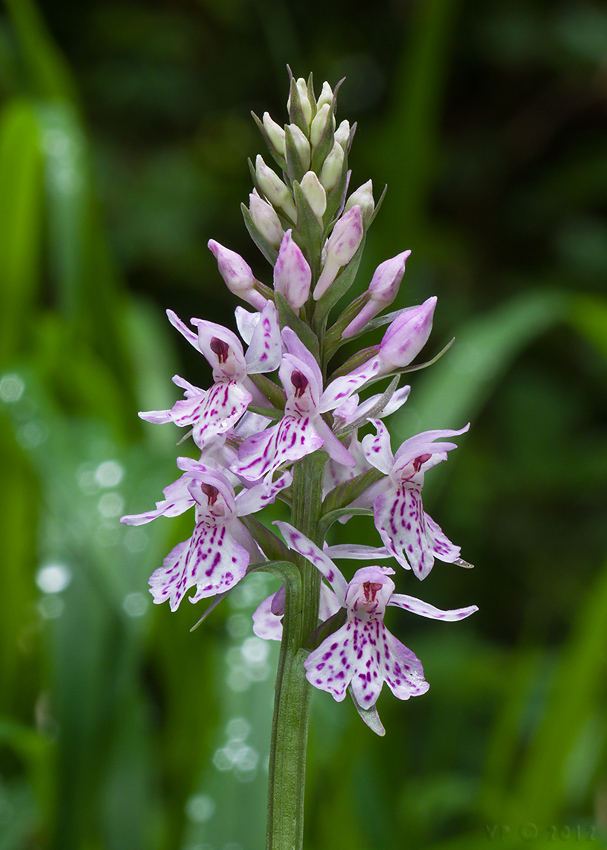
266, 452, 325, 850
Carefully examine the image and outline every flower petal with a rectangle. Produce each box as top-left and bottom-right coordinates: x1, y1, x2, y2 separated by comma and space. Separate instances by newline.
253, 589, 285, 640
282, 327, 323, 391
192, 522, 249, 602
235, 470, 293, 516
319, 356, 382, 413
381, 628, 429, 700
189, 382, 252, 449
234, 306, 259, 344
233, 415, 323, 481
324, 543, 393, 560
273, 522, 348, 603
304, 621, 355, 702
389, 593, 478, 621
361, 419, 395, 474
424, 513, 463, 564
392, 424, 469, 472
167, 309, 199, 350
374, 484, 436, 578
314, 417, 355, 467
149, 540, 192, 611
190, 318, 247, 380
245, 302, 282, 374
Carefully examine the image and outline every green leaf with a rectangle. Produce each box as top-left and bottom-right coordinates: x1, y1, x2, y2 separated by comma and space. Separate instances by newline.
0, 99, 43, 362
508, 555, 607, 825
287, 70, 309, 134
322, 468, 384, 516
241, 202, 279, 267
348, 686, 386, 737
241, 514, 294, 563
292, 180, 323, 275
326, 345, 377, 381
568, 293, 607, 361
284, 124, 307, 184
247, 405, 283, 420
394, 289, 570, 437
322, 292, 369, 361
317, 507, 373, 539
248, 372, 286, 411
275, 291, 321, 361
4, 0, 78, 103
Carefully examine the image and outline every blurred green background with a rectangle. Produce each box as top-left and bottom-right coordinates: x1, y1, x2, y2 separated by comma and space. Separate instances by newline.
1, 0, 606, 848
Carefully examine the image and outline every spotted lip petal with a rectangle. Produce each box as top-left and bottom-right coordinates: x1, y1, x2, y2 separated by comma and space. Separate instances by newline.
304, 617, 429, 705
150, 518, 250, 611
303, 565, 429, 706
188, 382, 253, 449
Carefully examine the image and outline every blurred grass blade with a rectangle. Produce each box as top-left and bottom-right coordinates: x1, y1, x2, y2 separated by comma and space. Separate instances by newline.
395, 289, 570, 438
0, 99, 43, 362
376, 0, 460, 249
569, 294, 607, 360
508, 555, 607, 824
3, 0, 78, 103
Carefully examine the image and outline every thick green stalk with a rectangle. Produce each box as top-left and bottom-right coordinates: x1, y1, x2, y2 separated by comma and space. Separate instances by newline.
266, 452, 325, 850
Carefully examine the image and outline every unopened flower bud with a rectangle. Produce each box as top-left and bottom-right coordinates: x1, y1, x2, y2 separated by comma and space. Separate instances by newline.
334, 119, 350, 149
287, 123, 311, 171
299, 171, 327, 220
255, 155, 297, 221
314, 206, 364, 300
310, 103, 331, 148
288, 78, 312, 127
208, 239, 268, 311
274, 230, 311, 310
377, 296, 437, 372
342, 250, 411, 338
319, 141, 345, 192
344, 179, 375, 223
317, 81, 334, 109
248, 190, 284, 248
263, 112, 286, 158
